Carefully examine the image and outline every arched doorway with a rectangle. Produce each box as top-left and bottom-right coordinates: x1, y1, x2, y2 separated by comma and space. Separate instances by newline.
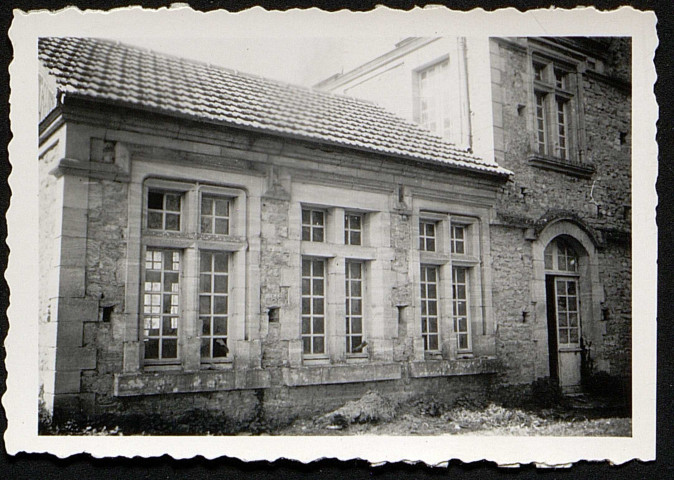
544, 237, 584, 389
531, 220, 603, 393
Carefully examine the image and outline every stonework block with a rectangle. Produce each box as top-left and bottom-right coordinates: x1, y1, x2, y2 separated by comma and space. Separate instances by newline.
409, 358, 499, 378
53, 371, 82, 394
55, 346, 97, 371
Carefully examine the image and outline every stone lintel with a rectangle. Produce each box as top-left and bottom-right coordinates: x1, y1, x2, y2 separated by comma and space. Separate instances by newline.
409, 358, 499, 378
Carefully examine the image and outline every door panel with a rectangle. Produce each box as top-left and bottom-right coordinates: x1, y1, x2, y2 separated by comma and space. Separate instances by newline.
554, 278, 582, 390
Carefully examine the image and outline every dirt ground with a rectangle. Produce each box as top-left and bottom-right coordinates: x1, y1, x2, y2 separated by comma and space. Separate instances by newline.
274, 394, 632, 437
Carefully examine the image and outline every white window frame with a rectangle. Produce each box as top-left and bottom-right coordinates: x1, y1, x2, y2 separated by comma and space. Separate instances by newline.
199, 250, 231, 363
142, 248, 181, 364
531, 55, 578, 162
140, 178, 246, 369
344, 211, 364, 246
420, 264, 440, 352
301, 207, 326, 243
345, 260, 366, 355
301, 257, 327, 356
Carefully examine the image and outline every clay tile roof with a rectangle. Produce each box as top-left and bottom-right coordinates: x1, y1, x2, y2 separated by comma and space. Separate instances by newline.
38, 37, 511, 177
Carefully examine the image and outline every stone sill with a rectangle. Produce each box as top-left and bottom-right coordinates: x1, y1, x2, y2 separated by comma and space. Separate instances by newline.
527, 154, 595, 179
282, 363, 402, 387
409, 357, 499, 378
114, 368, 270, 397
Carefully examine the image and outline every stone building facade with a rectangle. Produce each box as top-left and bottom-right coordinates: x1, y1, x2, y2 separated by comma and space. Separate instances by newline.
37, 36, 630, 428
38, 37, 513, 425
319, 36, 631, 394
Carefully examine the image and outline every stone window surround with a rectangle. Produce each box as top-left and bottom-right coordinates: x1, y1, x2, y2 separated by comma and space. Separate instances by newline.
526, 46, 593, 177
530, 221, 605, 378
124, 171, 248, 373
413, 206, 486, 359
294, 189, 384, 365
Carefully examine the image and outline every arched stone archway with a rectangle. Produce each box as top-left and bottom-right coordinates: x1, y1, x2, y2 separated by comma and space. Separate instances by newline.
531, 220, 604, 391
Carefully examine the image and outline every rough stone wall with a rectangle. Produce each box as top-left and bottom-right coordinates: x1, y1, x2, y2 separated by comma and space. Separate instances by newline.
260, 195, 292, 368
491, 38, 632, 386
596, 242, 632, 377
490, 225, 537, 384
389, 209, 415, 362
80, 179, 129, 406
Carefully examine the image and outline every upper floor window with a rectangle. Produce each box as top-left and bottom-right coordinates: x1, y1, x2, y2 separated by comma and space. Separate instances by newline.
302, 208, 325, 242
201, 195, 230, 235
344, 212, 363, 246
419, 220, 437, 252
147, 190, 181, 231
531, 58, 576, 162
417, 59, 451, 139
450, 224, 466, 254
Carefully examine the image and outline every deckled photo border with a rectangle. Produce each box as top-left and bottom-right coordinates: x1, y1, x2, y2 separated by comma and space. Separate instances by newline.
4, 5, 657, 465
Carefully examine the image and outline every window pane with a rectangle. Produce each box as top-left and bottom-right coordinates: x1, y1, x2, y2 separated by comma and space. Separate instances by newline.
214, 219, 229, 235
199, 296, 211, 314
428, 335, 438, 351
558, 329, 569, 344
301, 209, 310, 224
165, 213, 180, 231
313, 336, 324, 354
214, 253, 228, 272
162, 317, 178, 335
201, 316, 211, 335
313, 317, 325, 334
302, 227, 311, 241
302, 316, 311, 334
313, 298, 324, 315
350, 231, 361, 245
201, 338, 211, 358
201, 197, 213, 214
162, 339, 177, 358
569, 329, 579, 343
148, 191, 164, 210
201, 216, 213, 234
214, 275, 228, 293
147, 212, 163, 229
144, 339, 159, 359
213, 338, 229, 357
312, 227, 324, 242
214, 296, 228, 314
165, 194, 180, 212
214, 198, 229, 216
312, 211, 324, 226
302, 337, 311, 353
213, 317, 228, 335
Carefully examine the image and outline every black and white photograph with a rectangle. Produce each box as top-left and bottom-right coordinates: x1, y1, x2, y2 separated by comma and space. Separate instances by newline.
4, 6, 657, 465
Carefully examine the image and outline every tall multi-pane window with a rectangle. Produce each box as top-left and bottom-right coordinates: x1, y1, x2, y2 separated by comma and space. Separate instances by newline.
535, 93, 548, 155
532, 59, 575, 161
344, 212, 363, 246
147, 190, 181, 231
143, 249, 180, 361
418, 59, 451, 139
301, 258, 326, 355
450, 224, 465, 254
201, 195, 230, 235
345, 261, 364, 354
302, 208, 325, 242
420, 265, 440, 352
199, 251, 229, 360
555, 278, 580, 346
419, 220, 437, 252
452, 266, 471, 352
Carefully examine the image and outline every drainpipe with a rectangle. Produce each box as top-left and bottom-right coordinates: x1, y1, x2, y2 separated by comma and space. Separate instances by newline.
459, 37, 473, 151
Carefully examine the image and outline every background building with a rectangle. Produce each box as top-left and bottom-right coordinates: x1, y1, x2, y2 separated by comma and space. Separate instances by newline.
319, 36, 632, 394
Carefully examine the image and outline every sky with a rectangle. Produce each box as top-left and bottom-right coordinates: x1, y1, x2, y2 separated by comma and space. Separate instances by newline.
113, 36, 405, 87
